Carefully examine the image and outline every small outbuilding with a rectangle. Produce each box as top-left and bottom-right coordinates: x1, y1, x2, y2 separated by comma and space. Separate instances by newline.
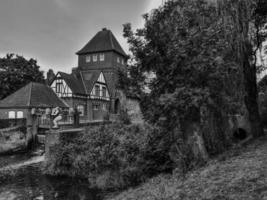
0, 82, 68, 152
0, 82, 68, 123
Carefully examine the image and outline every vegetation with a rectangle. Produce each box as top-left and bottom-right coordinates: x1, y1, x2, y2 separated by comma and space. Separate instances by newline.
216, 0, 267, 138
0, 54, 45, 100
258, 75, 267, 127
44, 123, 175, 189
44, 0, 267, 196
121, 0, 239, 172
117, 0, 267, 172
108, 135, 267, 200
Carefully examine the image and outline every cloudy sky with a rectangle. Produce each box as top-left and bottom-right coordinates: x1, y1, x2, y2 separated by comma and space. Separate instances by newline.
0, 0, 162, 74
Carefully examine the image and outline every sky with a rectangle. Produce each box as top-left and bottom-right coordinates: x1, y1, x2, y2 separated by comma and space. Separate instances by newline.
0, 0, 163, 74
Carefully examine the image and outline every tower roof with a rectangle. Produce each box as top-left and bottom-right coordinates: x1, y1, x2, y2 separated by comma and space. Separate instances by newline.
0, 82, 68, 108
76, 28, 127, 57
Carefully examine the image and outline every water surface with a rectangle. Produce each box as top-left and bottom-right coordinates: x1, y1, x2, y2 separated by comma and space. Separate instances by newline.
0, 156, 103, 200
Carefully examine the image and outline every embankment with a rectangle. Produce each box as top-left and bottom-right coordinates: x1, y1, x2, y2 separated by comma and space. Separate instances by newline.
107, 135, 267, 200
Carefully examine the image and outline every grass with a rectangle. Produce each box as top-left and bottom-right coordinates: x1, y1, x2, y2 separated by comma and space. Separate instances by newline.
107, 135, 267, 200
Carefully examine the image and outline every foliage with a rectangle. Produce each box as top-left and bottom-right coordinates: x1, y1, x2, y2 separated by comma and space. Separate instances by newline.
44, 123, 174, 189
0, 54, 45, 99
124, 0, 244, 126
121, 0, 245, 172
258, 75, 267, 92
118, 109, 131, 125
108, 135, 267, 200
215, 0, 267, 137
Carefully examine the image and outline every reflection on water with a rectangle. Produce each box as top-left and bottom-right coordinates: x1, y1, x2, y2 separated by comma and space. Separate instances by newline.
0, 165, 102, 200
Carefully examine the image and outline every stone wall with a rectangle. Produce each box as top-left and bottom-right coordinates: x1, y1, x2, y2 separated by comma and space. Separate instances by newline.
115, 90, 144, 124
0, 126, 27, 154
0, 109, 28, 119
125, 98, 144, 124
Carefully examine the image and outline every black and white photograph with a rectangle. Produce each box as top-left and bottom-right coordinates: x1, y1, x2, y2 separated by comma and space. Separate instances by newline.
0, 0, 267, 199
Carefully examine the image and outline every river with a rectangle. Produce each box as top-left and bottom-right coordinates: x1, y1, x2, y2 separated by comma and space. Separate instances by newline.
0, 153, 104, 200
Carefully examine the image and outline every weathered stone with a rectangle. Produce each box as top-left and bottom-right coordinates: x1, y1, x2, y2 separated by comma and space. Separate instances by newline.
0, 127, 27, 155
115, 90, 144, 124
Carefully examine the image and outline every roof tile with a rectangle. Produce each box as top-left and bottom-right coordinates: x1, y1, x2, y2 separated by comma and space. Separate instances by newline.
76, 28, 127, 57
0, 82, 68, 108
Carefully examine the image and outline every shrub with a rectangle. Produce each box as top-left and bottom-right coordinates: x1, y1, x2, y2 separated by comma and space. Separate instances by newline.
44, 123, 172, 189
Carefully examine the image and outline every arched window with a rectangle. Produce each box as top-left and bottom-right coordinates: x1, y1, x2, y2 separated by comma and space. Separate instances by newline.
8, 111, 15, 119
17, 111, 24, 119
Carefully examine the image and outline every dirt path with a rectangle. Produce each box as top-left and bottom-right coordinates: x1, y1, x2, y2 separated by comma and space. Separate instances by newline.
109, 136, 267, 200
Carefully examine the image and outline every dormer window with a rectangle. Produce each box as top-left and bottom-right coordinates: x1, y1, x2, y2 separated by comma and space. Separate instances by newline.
86, 55, 91, 63
117, 57, 120, 63
93, 54, 98, 62
100, 53, 105, 61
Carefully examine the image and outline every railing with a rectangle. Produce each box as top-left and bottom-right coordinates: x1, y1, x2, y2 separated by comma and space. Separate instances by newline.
37, 115, 105, 128
38, 115, 74, 128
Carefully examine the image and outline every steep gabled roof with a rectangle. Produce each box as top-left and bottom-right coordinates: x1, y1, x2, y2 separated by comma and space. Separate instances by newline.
102, 71, 116, 97
0, 82, 68, 108
80, 71, 101, 94
58, 72, 86, 95
76, 28, 127, 57
80, 70, 116, 97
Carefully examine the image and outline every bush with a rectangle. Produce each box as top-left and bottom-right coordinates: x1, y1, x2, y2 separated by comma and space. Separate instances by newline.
44, 123, 173, 189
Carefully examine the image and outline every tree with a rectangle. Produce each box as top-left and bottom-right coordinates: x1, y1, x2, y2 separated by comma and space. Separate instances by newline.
0, 54, 45, 99
123, 0, 251, 168
215, 0, 267, 137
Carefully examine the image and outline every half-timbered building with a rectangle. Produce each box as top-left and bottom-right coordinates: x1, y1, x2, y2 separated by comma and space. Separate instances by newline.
50, 28, 128, 121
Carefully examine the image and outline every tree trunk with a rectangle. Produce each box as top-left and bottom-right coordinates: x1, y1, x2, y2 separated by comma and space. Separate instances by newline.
218, 0, 265, 138
242, 48, 264, 137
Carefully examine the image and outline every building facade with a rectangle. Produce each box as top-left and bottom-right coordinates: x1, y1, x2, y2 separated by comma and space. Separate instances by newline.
50, 28, 128, 121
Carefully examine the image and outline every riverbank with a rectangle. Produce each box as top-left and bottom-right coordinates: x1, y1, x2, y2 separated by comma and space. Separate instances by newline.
107, 135, 267, 200
0, 154, 103, 200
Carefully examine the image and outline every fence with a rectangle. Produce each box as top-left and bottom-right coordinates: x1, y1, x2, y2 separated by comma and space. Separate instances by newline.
38, 115, 74, 128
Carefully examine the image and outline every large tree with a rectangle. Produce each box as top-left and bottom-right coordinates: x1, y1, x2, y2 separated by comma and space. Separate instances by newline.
0, 54, 45, 99
122, 0, 249, 165
124, 0, 267, 140
215, 0, 267, 137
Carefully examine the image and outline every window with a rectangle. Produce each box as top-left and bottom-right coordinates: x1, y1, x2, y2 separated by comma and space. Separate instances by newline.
100, 53, 105, 61
86, 55, 91, 63
8, 111, 15, 119
93, 104, 100, 110
103, 104, 107, 111
56, 82, 62, 93
17, 111, 23, 119
117, 57, 120, 63
95, 85, 100, 96
102, 86, 107, 97
122, 59, 124, 65
93, 54, 98, 62
77, 105, 85, 116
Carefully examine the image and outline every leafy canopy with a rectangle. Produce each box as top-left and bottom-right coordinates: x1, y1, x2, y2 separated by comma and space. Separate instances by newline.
0, 54, 45, 99
123, 0, 243, 128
